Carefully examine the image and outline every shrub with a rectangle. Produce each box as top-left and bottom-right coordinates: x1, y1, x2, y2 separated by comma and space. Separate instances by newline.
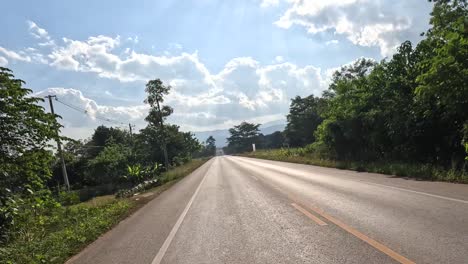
0, 199, 131, 264
57, 190, 80, 206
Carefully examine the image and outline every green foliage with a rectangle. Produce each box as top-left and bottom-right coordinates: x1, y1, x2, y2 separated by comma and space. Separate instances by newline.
194, 136, 217, 157
247, 0, 467, 175
284, 95, 326, 147
122, 163, 161, 185
225, 122, 261, 153
57, 190, 80, 206
273, 0, 468, 167
0, 199, 132, 264
116, 158, 208, 198
243, 149, 468, 183
205, 136, 217, 156
135, 124, 201, 166
259, 131, 285, 149
158, 158, 209, 184
86, 143, 130, 185
0, 67, 62, 241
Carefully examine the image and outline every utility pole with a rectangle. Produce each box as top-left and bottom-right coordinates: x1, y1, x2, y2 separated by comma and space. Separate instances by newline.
46, 95, 70, 191
129, 123, 136, 161
128, 123, 133, 139
156, 100, 169, 171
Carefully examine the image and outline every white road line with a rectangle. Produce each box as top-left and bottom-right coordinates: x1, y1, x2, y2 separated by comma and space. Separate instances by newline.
365, 182, 468, 204
232, 156, 468, 205
151, 164, 211, 264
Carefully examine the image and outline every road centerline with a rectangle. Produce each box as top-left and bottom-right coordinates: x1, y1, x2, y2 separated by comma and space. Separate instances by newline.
229, 157, 415, 264
295, 199, 415, 264
291, 203, 328, 226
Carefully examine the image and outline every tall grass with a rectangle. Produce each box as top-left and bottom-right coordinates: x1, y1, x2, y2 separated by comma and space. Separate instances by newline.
0, 199, 133, 264
242, 149, 468, 183
160, 158, 209, 184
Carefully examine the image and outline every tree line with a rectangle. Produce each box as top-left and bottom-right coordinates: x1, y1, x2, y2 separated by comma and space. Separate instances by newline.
225, 0, 468, 167
0, 69, 216, 242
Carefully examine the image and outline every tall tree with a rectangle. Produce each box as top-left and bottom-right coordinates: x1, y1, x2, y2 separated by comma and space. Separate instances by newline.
0, 67, 62, 236
284, 95, 325, 147
135, 124, 200, 166
206, 136, 216, 156
144, 79, 173, 169
259, 131, 285, 149
226, 122, 261, 153
414, 0, 468, 163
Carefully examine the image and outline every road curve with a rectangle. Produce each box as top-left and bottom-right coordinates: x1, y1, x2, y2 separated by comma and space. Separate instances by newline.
68, 156, 468, 264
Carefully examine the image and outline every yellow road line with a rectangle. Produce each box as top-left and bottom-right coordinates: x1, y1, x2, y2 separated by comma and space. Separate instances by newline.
231, 157, 415, 263
291, 203, 328, 226
296, 198, 415, 264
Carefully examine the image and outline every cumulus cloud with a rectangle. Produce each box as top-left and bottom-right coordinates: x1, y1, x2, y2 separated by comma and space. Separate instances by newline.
0, 56, 7, 66
27, 20, 55, 46
34, 88, 149, 139
5, 20, 334, 137
0, 47, 31, 62
271, 0, 431, 56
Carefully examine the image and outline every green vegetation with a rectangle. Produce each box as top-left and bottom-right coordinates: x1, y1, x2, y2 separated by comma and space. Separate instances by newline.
230, 1, 468, 182
0, 198, 132, 264
0, 66, 214, 263
0, 158, 209, 264
224, 122, 261, 154
243, 149, 468, 183
159, 158, 208, 184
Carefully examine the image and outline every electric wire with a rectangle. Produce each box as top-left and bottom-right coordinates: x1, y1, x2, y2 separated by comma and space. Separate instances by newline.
54, 97, 126, 126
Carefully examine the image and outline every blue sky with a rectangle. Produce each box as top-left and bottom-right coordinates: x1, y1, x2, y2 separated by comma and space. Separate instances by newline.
0, 0, 433, 139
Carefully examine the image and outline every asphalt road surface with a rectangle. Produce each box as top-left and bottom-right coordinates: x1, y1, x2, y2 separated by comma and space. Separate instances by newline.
68, 156, 468, 264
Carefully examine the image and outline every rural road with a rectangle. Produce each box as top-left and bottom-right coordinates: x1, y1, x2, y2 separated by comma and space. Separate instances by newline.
68, 156, 468, 264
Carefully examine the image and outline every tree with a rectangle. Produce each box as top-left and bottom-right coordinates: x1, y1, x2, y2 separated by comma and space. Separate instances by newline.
86, 142, 130, 185
135, 124, 201, 166
314, 58, 378, 160
259, 131, 285, 149
226, 122, 261, 153
0, 67, 62, 238
284, 95, 326, 147
414, 0, 468, 163
144, 79, 173, 169
205, 136, 216, 156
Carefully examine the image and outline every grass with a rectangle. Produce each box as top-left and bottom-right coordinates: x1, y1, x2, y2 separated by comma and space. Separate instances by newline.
242, 149, 468, 183
0, 199, 133, 264
0, 158, 210, 264
160, 158, 209, 184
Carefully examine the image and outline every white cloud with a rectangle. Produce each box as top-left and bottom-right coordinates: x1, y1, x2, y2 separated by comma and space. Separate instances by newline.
27, 20, 50, 39
325, 40, 339, 45
127, 36, 139, 44
7, 21, 339, 137
0, 56, 8, 66
271, 0, 431, 56
34, 88, 149, 139
27, 20, 55, 46
275, 55, 284, 62
261, 0, 280, 8
0, 47, 31, 62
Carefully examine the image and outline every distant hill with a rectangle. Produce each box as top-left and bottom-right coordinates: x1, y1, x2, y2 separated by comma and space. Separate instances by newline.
193, 121, 286, 147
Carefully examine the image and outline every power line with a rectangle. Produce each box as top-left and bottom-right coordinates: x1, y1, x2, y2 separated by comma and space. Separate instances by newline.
54, 97, 126, 126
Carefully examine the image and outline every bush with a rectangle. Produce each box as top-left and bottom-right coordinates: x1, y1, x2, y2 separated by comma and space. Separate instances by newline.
0, 199, 132, 264
57, 190, 80, 206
